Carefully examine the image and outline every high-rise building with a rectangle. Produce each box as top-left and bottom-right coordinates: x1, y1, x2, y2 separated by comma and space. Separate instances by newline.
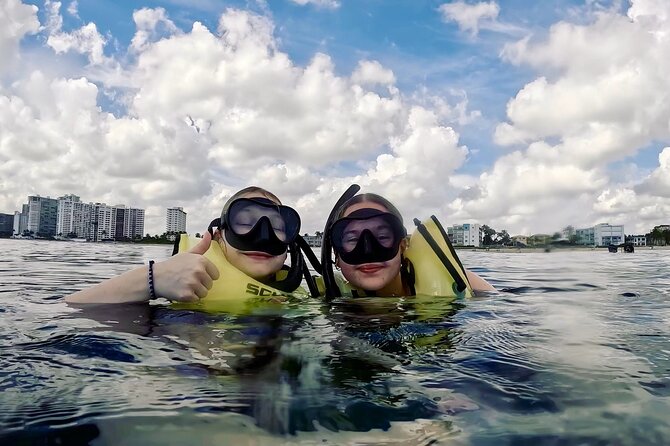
26, 195, 58, 237
121, 207, 145, 239
447, 223, 482, 247
166, 207, 187, 233
57, 194, 94, 238
0, 213, 13, 237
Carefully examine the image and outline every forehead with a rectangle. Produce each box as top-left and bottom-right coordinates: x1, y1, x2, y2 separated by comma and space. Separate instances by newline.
342, 216, 391, 232
342, 201, 388, 217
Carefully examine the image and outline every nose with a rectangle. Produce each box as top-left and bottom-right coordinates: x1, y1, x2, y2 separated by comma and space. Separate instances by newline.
361, 230, 374, 254
257, 217, 272, 240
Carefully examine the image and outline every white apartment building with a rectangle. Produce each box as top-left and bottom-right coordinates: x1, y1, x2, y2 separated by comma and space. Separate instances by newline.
57, 194, 94, 238
166, 207, 187, 233
91, 204, 145, 240
626, 235, 647, 246
576, 223, 625, 246
446, 223, 482, 247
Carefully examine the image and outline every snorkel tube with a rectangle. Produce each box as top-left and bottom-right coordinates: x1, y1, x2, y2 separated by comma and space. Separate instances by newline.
321, 184, 361, 299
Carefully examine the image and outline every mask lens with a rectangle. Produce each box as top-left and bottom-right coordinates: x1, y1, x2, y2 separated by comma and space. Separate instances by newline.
226, 198, 300, 243
337, 217, 396, 253
331, 209, 406, 264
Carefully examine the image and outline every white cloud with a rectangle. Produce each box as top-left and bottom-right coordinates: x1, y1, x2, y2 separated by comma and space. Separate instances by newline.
438, 1, 522, 36
3, 0, 668, 238
635, 147, 670, 198
0, 0, 39, 74
289, 0, 340, 10
130, 7, 179, 52
351, 60, 396, 86
456, 0, 670, 234
67, 0, 79, 18
44, 1, 111, 66
439, 1, 498, 35
0, 5, 474, 235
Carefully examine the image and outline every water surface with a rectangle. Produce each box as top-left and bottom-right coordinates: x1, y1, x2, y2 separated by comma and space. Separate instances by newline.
1, 239, 669, 445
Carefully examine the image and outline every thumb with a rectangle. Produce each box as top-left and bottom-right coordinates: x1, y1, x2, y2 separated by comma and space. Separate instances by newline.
189, 231, 212, 255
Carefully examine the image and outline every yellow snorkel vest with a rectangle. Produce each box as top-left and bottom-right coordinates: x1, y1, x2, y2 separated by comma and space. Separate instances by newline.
175, 235, 308, 313
403, 216, 473, 298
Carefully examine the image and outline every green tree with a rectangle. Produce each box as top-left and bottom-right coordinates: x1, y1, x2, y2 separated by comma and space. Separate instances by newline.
481, 225, 496, 246
495, 229, 511, 245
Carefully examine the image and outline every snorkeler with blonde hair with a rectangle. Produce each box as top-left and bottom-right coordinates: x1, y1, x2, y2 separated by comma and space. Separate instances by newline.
66, 187, 314, 304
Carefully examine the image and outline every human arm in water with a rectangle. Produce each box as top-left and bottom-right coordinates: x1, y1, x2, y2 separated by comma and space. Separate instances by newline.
65, 232, 220, 304
465, 269, 495, 292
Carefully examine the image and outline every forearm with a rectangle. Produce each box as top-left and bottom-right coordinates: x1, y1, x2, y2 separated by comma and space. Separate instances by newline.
466, 269, 495, 292
65, 266, 151, 304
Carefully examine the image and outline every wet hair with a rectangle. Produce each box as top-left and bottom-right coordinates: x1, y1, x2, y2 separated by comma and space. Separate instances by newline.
220, 186, 282, 221
335, 193, 404, 226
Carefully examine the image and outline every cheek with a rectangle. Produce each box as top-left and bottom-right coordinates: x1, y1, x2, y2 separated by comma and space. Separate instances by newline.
339, 262, 356, 277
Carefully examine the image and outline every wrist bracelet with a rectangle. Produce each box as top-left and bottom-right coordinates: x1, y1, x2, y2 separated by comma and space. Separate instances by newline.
148, 260, 157, 299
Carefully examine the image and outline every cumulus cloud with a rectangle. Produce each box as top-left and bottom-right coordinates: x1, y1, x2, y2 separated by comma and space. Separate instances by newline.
43, 1, 110, 66
4, 0, 669, 237
635, 147, 670, 198
351, 60, 396, 86
457, 0, 670, 234
0, 0, 39, 74
0, 4, 472, 234
130, 7, 179, 52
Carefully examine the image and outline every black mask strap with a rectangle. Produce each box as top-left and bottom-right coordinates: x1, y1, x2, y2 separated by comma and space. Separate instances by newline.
208, 218, 221, 237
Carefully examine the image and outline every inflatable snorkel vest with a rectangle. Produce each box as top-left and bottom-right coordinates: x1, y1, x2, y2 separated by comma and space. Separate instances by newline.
174, 234, 310, 313
403, 216, 473, 298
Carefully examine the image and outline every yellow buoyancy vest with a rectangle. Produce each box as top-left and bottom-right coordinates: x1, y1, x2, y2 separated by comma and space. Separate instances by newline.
175, 234, 308, 313
403, 216, 473, 298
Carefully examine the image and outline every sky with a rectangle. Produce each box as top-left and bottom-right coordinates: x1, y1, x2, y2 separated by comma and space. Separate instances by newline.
1, 0, 669, 236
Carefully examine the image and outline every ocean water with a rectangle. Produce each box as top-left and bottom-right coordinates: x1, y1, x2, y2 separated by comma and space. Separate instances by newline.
1, 238, 669, 445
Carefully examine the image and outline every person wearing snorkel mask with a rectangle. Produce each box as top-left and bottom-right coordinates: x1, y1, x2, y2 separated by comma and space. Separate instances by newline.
324, 192, 494, 298
66, 187, 306, 304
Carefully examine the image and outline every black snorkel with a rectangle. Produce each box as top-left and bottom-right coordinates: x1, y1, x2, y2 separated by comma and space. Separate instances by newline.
321, 184, 361, 300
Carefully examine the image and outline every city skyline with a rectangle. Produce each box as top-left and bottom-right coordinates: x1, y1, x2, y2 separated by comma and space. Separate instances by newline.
3, 190, 664, 241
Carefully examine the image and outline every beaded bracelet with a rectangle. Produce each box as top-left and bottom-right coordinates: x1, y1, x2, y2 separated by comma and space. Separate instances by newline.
148, 260, 157, 299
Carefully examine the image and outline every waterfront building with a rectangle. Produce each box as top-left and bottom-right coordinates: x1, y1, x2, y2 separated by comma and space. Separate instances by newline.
57, 194, 94, 238
447, 223, 482, 247
125, 207, 145, 239
575, 223, 624, 246
626, 235, 647, 246
0, 213, 13, 237
84, 204, 145, 241
511, 235, 528, 246
14, 205, 29, 235
166, 207, 187, 233
25, 195, 58, 237
303, 233, 323, 247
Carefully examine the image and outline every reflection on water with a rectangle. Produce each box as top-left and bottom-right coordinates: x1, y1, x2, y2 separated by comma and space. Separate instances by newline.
1, 239, 669, 445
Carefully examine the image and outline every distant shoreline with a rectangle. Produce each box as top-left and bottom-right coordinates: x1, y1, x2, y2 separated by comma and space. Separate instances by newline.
455, 245, 670, 253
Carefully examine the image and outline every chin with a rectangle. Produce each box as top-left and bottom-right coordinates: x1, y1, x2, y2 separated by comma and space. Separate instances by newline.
351, 277, 386, 292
